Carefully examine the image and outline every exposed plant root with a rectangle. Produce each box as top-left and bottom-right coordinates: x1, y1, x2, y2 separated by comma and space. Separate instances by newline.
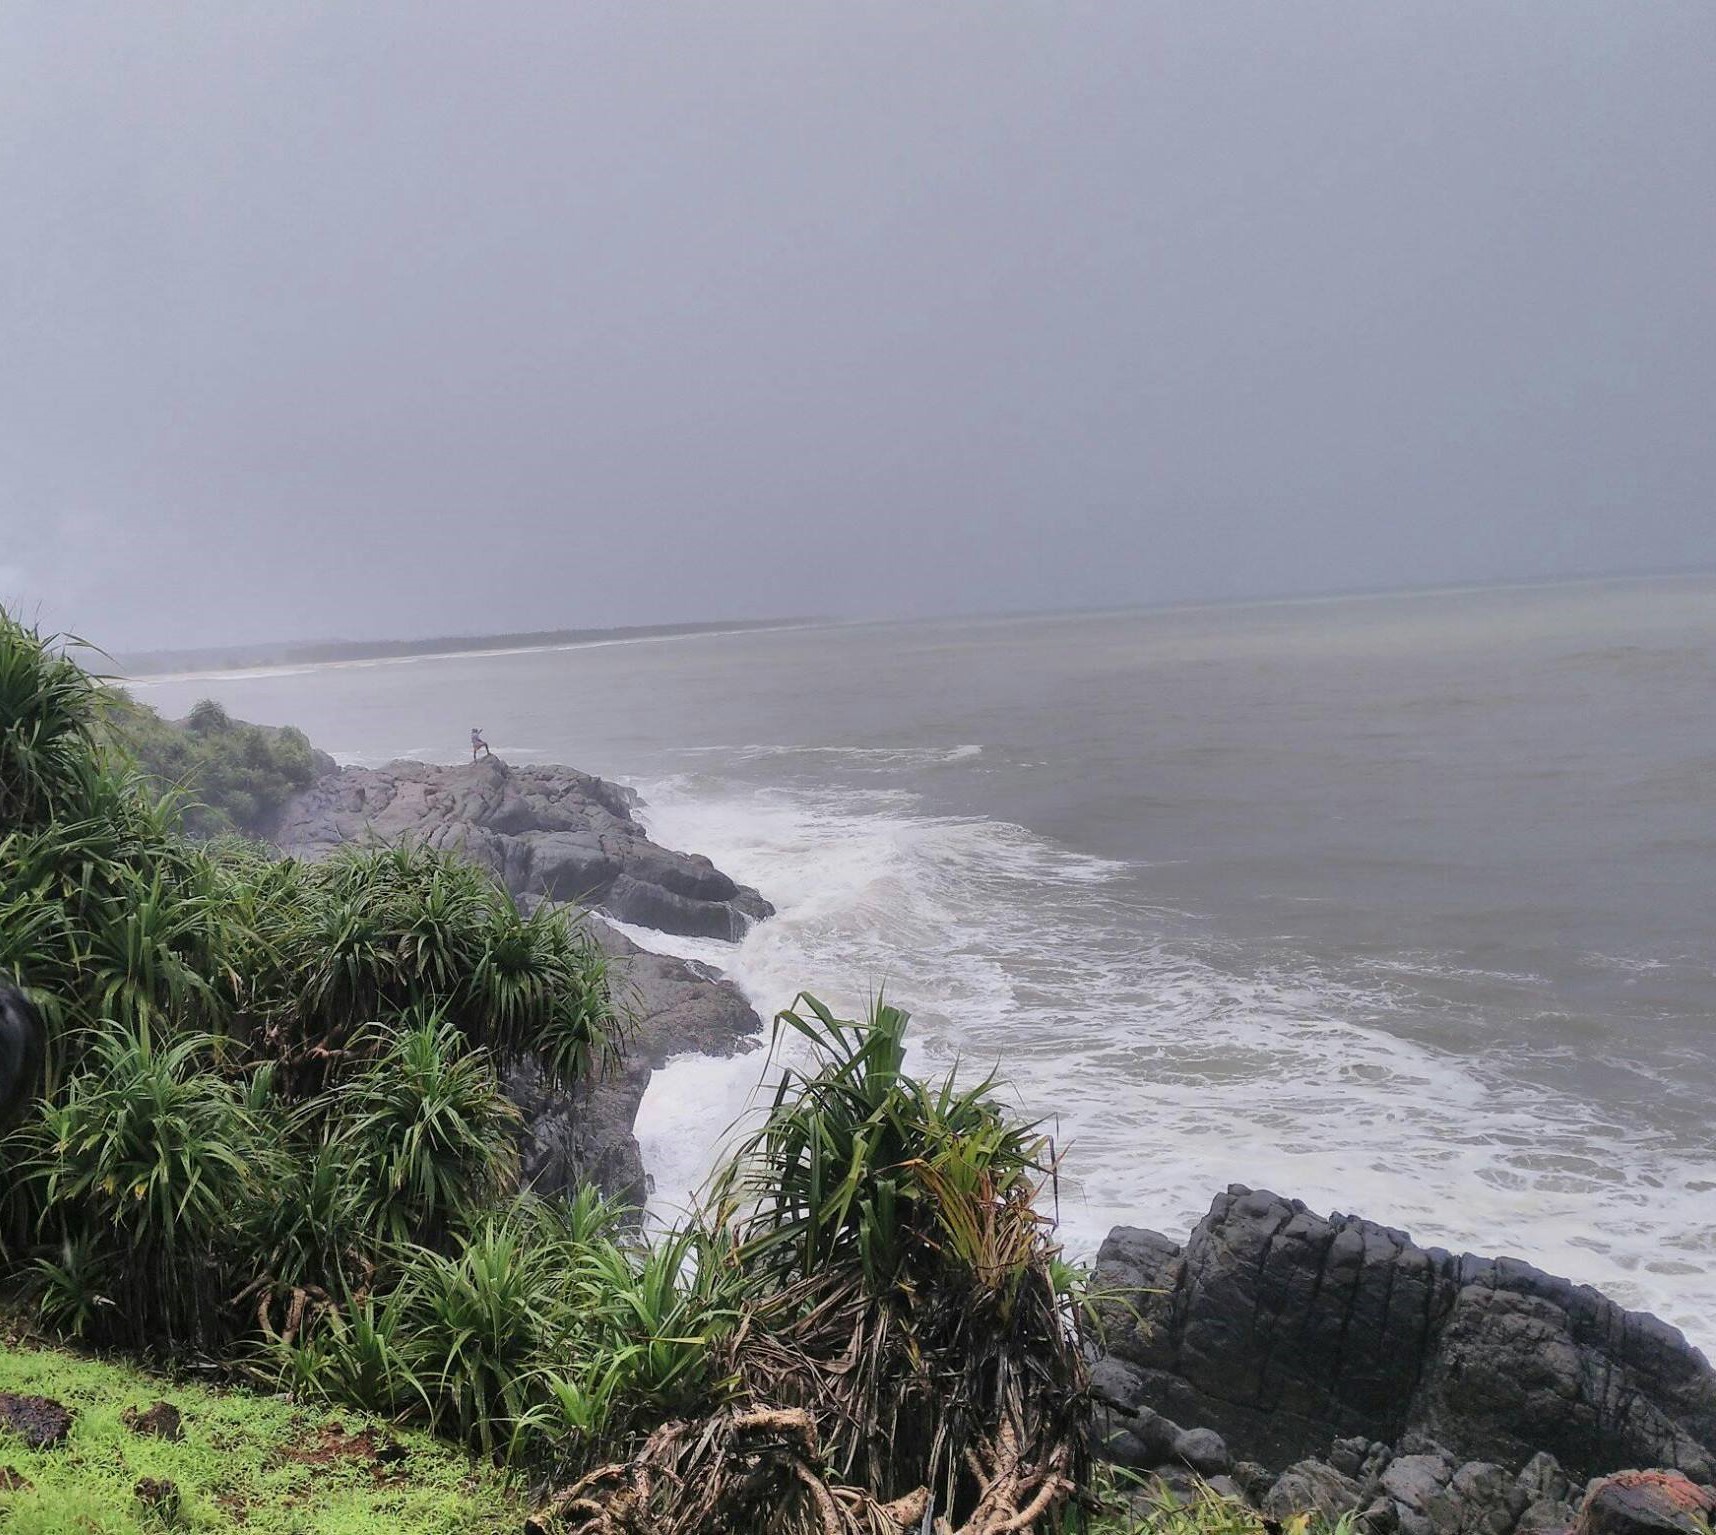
541, 1400, 1078, 1535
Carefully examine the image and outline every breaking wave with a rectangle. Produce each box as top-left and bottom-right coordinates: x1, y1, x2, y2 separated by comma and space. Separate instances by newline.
630, 771, 1716, 1350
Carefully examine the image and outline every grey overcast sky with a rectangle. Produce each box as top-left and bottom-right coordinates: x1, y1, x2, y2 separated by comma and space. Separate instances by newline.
2, 4, 1712, 651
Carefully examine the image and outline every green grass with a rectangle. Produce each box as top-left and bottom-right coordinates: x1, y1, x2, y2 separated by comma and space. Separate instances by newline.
0, 1336, 525, 1534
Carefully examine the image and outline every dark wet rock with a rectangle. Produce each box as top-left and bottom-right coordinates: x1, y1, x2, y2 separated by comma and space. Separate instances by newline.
1175, 1426, 1233, 1476
1265, 1460, 1367, 1521
0, 1392, 72, 1449
274, 757, 773, 941
508, 1055, 649, 1209
1234, 1461, 1275, 1502
1092, 1401, 1188, 1473
1093, 1186, 1716, 1482
1425, 1461, 1528, 1535
1142, 1465, 1205, 1505
1379, 1454, 1462, 1535
1090, 1356, 1150, 1413
505, 914, 763, 1207
1097, 1424, 1159, 1472
1131, 1408, 1187, 1466
1517, 1453, 1573, 1509
1516, 1498, 1579, 1535
1361, 1497, 1403, 1533
1363, 1443, 1397, 1482
1413, 1287, 1714, 1486
1574, 1471, 1716, 1535
122, 1401, 183, 1442
1331, 1437, 1374, 1478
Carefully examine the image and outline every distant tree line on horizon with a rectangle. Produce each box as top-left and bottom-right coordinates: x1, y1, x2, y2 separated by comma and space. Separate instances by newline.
119, 615, 821, 678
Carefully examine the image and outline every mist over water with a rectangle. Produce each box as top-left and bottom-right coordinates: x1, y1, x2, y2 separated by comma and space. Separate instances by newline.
134, 577, 1716, 1348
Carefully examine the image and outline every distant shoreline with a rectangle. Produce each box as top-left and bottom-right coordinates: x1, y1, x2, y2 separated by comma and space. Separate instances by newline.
119, 616, 823, 680
114, 566, 1714, 681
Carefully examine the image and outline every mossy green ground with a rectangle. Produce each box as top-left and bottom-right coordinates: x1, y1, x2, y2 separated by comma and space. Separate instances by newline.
0, 1338, 525, 1534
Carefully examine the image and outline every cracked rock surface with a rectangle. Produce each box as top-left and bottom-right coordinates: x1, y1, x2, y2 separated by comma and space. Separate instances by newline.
1092, 1186, 1716, 1484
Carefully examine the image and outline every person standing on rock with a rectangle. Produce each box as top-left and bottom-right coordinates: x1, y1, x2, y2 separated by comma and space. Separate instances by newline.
471, 727, 492, 761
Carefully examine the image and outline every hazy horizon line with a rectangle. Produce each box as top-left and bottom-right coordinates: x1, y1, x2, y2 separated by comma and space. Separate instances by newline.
109, 559, 1715, 682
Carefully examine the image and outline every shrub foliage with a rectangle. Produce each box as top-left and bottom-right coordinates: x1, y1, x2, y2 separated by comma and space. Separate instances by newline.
103, 690, 325, 838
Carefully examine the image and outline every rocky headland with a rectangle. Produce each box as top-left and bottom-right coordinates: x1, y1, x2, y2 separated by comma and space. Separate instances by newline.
269, 756, 1716, 1533
271, 755, 769, 1203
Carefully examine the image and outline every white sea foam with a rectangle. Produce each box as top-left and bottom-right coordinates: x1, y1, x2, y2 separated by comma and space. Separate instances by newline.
631, 773, 1716, 1351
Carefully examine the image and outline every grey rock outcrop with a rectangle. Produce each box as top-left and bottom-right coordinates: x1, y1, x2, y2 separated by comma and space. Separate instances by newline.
274, 756, 773, 941
1262, 1460, 1368, 1522
1093, 1187, 1716, 1485
272, 754, 773, 1210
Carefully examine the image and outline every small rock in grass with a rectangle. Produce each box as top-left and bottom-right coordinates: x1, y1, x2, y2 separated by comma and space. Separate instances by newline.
1156, 1465, 1204, 1503
123, 1401, 184, 1442
1233, 1461, 1275, 1501
1098, 1423, 1159, 1470
0, 1466, 33, 1493
0, 1391, 73, 1450
1358, 1496, 1400, 1533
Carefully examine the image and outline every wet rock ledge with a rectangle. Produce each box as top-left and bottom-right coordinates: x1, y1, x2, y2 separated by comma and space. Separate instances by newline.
274, 755, 773, 941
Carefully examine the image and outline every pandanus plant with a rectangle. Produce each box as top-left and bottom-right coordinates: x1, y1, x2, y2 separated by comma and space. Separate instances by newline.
618, 994, 1096, 1533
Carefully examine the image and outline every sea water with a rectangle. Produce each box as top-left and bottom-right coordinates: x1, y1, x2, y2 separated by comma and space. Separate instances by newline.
132, 576, 1716, 1348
